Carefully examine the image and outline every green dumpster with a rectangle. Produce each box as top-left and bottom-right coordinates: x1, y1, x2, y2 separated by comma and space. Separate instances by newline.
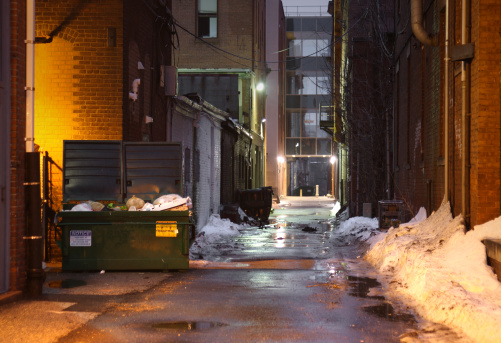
56, 140, 194, 271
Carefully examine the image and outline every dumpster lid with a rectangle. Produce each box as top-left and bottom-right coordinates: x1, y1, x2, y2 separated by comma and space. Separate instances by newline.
63, 141, 183, 203
63, 140, 122, 202
124, 142, 183, 202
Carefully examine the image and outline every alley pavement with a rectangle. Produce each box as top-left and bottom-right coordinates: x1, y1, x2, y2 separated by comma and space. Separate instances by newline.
0, 196, 428, 342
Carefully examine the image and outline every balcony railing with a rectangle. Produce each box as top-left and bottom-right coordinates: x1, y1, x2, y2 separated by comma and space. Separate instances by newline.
284, 6, 331, 17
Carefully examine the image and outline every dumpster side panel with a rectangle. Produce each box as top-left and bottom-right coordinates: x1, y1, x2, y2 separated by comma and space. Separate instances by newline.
58, 211, 192, 271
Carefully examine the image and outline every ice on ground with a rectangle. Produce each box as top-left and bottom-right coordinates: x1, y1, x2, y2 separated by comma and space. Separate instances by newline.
365, 201, 501, 343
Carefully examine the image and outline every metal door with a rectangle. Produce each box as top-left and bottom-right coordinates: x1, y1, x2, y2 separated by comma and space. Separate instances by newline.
0, 0, 11, 294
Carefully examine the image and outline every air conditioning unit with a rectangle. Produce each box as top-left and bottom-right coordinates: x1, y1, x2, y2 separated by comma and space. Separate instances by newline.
162, 65, 178, 96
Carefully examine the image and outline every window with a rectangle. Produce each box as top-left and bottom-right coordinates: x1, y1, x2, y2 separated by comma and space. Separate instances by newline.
198, 0, 217, 38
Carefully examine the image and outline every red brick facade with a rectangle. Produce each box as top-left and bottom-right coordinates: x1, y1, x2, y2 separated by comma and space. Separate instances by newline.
9, 0, 28, 294
393, 0, 501, 227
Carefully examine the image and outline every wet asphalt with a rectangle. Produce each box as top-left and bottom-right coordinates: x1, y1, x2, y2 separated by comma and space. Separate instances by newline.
0, 196, 425, 342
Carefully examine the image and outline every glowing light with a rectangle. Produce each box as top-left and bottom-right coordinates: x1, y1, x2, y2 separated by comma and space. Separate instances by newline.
330, 156, 337, 164
277, 156, 285, 164
256, 82, 264, 91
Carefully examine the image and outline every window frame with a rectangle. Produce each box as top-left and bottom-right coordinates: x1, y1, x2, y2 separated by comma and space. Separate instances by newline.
197, 0, 218, 38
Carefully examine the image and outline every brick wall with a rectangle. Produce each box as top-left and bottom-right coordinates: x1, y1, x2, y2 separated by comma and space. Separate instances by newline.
393, 0, 501, 227
469, 0, 501, 225
35, 0, 124, 212
172, 0, 253, 69
9, 0, 27, 292
172, 0, 266, 190
123, 0, 170, 142
393, 0, 444, 220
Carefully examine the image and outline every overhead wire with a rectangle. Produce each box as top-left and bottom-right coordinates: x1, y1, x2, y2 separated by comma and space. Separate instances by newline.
171, 8, 369, 65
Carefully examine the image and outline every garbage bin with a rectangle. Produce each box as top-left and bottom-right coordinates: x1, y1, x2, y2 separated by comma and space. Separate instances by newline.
378, 200, 404, 230
56, 140, 194, 271
238, 186, 273, 222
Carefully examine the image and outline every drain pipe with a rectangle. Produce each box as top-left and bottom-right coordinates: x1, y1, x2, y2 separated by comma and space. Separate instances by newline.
411, 0, 449, 203
411, 0, 438, 47
25, 0, 44, 298
461, 0, 471, 227
444, 0, 450, 202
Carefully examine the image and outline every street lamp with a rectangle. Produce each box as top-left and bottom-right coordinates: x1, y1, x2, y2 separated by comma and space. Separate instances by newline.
256, 82, 265, 91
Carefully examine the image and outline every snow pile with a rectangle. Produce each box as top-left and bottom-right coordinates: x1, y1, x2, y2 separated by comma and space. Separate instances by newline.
189, 214, 244, 260
365, 201, 501, 343
331, 216, 379, 246
330, 202, 341, 217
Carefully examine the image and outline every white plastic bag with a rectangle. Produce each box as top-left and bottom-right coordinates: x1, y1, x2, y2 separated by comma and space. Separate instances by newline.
153, 194, 182, 205
71, 203, 92, 211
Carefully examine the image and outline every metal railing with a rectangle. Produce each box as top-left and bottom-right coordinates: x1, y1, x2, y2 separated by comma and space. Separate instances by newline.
284, 6, 331, 17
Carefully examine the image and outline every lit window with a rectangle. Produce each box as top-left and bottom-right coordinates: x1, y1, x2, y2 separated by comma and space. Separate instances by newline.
198, 0, 217, 38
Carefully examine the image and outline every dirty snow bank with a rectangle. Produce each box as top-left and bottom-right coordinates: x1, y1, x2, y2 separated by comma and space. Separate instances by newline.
331, 216, 379, 246
365, 201, 501, 343
189, 214, 246, 260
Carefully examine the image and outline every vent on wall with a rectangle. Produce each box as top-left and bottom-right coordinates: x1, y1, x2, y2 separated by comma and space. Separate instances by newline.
162, 66, 178, 96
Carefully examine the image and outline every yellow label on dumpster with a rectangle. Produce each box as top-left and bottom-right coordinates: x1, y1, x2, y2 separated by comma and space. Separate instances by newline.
156, 221, 178, 237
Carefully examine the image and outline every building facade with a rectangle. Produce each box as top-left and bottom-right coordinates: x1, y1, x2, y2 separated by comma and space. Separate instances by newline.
2, 0, 27, 301
393, 0, 501, 228
265, 0, 286, 199
283, 7, 333, 196
172, 0, 267, 191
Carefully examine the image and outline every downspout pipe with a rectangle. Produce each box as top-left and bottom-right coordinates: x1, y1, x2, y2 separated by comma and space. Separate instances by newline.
26, 0, 35, 153
444, 0, 450, 202
25, 0, 44, 298
461, 0, 471, 227
411, 0, 438, 46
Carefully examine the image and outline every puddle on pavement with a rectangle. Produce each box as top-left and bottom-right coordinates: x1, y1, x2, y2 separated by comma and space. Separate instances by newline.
47, 279, 87, 289
363, 303, 416, 323
152, 321, 228, 331
347, 276, 385, 299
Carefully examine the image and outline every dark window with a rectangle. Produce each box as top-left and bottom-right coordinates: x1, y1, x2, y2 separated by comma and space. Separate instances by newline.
286, 18, 301, 32
302, 18, 316, 32
286, 95, 301, 108
317, 18, 332, 33
301, 138, 316, 155
193, 149, 200, 182
301, 95, 317, 109
184, 148, 191, 182
286, 138, 301, 155
198, 0, 217, 38
286, 57, 301, 70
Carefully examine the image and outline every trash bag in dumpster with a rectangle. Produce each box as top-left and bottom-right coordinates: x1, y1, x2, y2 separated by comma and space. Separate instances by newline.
237, 186, 273, 223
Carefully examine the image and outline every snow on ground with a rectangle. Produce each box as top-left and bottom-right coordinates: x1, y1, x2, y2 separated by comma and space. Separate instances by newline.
330, 215, 379, 246
189, 214, 250, 260
189, 198, 501, 342
365, 201, 501, 343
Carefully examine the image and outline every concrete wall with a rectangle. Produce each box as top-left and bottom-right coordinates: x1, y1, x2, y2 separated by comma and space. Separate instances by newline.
194, 114, 222, 231
265, 0, 286, 199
